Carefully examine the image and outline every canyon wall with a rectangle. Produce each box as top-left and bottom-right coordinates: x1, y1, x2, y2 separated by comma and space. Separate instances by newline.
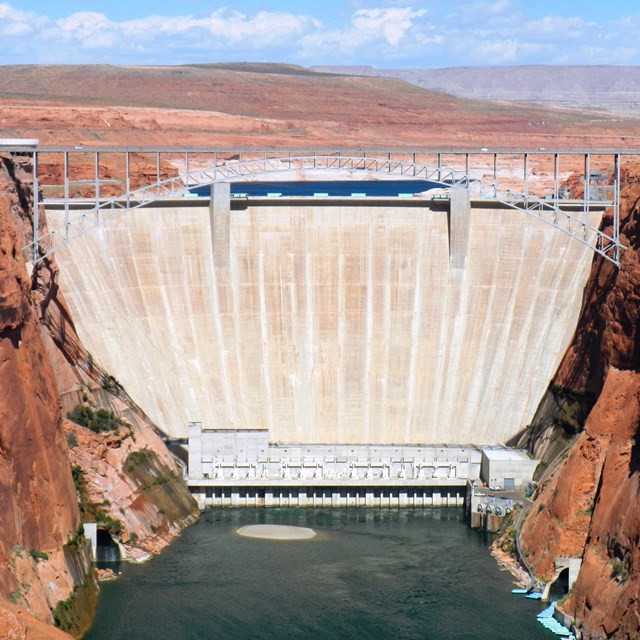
47, 198, 599, 445
520, 164, 640, 639
0, 155, 199, 638
0, 154, 92, 638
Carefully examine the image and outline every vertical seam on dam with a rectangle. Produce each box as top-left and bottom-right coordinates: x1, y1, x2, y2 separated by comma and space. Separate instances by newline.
258, 251, 275, 434
364, 219, 374, 443
304, 249, 315, 442
381, 252, 392, 441
210, 264, 237, 427
230, 239, 250, 427
338, 252, 346, 443
289, 251, 299, 439
405, 216, 425, 442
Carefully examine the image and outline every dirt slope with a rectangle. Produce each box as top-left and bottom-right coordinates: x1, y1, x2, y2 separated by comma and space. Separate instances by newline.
1, 64, 640, 149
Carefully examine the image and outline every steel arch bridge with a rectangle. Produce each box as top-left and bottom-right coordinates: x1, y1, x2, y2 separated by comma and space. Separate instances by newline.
23, 150, 624, 266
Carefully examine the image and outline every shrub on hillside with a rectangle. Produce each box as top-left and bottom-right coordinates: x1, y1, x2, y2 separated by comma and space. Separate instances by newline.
66, 404, 125, 433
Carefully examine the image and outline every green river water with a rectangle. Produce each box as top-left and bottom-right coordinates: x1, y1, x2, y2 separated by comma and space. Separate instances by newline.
84, 508, 552, 640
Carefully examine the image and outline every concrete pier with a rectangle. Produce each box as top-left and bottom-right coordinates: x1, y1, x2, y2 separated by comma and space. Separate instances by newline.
210, 182, 230, 267
448, 187, 470, 268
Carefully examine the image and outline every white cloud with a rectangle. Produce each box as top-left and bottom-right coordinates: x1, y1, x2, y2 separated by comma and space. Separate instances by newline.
470, 39, 523, 63
549, 44, 637, 66
300, 6, 426, 59
0, 2, 46, 34
452, 0, 518, 26
0, 2, 27, 20
0, 20, 32, 37
461, 0, 513, 17
55, 11, 119, 48
35, 7, 321, 58
3, 5, 321, 61
525, 15, 589, 39
352, 7, 427, 46
120, 9, 319, 48
610, 12, 640, 28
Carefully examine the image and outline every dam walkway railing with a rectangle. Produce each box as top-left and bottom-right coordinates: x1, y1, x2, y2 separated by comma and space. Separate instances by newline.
9, 147, 627, 267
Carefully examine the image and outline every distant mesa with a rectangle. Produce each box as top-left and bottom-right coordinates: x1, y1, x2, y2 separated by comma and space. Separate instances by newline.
310, 64, 640, 116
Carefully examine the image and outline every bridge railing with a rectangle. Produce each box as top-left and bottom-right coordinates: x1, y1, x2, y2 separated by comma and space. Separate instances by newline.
26, 153, 623, 267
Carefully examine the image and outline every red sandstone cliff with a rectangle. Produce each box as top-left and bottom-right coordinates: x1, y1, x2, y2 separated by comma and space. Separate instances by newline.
520, 164, 640, 639
0, 153, 198, 638
0, 154, 89, 638
0, 600, 75, 640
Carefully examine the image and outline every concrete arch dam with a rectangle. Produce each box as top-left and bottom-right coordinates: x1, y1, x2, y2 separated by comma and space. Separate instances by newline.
46, 192, 598, 443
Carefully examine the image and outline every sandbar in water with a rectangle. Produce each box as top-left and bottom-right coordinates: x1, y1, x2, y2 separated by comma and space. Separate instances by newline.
236, 524, 316, 540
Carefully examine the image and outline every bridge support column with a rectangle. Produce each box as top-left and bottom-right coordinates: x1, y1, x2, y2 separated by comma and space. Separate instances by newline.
448, 187, 470, 269
210, 182, 230, 267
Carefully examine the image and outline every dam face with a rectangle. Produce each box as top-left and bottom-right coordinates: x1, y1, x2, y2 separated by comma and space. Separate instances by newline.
47, 196, 597, 443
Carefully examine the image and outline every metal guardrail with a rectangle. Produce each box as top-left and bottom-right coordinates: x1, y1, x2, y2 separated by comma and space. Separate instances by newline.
513, 504, 541, 590
25, 153, 623, 266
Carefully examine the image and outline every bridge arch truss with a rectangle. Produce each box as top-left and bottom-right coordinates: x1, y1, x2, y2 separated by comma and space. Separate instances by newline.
22, 148, 625, 266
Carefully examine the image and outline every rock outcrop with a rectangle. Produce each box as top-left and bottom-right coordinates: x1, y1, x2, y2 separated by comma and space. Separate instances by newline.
519, 162, 640, 639
560, 368, 640, 639
0, 600, 75, 640
63, 417, 198, 562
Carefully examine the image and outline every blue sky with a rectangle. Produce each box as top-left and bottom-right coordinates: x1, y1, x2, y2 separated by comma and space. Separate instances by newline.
2, 1, 640, 67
